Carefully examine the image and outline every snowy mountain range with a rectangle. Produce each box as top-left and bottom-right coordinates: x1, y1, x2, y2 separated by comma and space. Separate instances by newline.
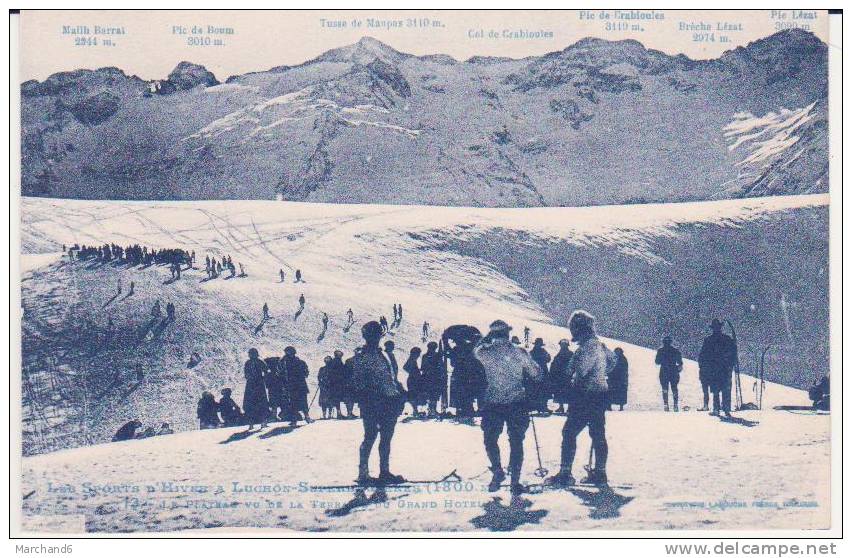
21, 29, 828, 206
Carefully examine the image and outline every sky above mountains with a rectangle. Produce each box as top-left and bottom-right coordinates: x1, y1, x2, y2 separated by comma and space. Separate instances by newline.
19, 9, 830, 83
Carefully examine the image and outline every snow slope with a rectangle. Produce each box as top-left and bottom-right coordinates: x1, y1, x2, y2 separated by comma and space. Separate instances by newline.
19, 194, 828, 455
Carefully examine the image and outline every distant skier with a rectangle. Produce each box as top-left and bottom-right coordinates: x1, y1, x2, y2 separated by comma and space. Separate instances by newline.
322, 312, 329, 329
656, 336, 683, 411
392, 304, 398, 323
698, 319, 738, 417
473, 319, 543, 494
550, 339, 573, 414
128, 281, 135, 296
422, 321, 429, 341
397, 304, 403, 321
523, 326, 531, 348
298, 294, 305, 310
279, 269, 285, 283
262, 302, 270, 320
608, 347, 629, 411
197, 391, 221, 429
546, 311, 614, 488
379, 315, 389, 333
166, 302, 175, 321
295, 269, 302, 283
352, 321, 406, 485
347, 308, 354, 324
243, 348, 270, 430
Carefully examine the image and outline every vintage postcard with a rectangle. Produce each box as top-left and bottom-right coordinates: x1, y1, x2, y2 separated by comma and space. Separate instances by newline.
10, 8, 841, 537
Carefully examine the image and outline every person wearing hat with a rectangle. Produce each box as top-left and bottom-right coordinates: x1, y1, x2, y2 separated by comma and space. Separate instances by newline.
352, 320, 407, 485
473, 319, 543, 494
550, 339, 574, 414
281, 346, 312, 425
529, 338, 552, 414
242, 348, 270, 430
655, 336, 683, 412
546, 310, 615, 487
698, 319, 738, 417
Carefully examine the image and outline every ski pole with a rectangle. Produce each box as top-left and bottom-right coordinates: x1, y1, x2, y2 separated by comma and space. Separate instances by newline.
529, 415, 549, 478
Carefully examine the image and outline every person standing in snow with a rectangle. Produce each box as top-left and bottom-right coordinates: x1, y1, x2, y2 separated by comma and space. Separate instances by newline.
243, 348, 270, 430
698, 319, 738, 417
403, 347, 424, 417
379, 315, 389, 333
282, 346, 312, 424
656, 336, 683, 411
546, 310, 615, 487
523, 326, 531, 348
322, 312, 329, 330
197, 391, 221, 429
352, 321, 406, 485
422, 321, 430, 341
295, 269, 302, 283
318, 356, 335, 419
262, 303, 270, 320
298, 294, 305, 310
473, 319, 543, 494
279, 269, 285, 283
608, 347, 629, 411
421, 341, 447, 417
347, 308, 354, 325
384, 340, 399, 380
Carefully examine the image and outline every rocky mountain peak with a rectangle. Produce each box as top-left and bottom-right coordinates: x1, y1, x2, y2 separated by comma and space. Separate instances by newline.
166, 61, 219, 91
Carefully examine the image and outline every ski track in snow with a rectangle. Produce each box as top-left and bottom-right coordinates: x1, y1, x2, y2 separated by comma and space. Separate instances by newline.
18, 194, 829, 533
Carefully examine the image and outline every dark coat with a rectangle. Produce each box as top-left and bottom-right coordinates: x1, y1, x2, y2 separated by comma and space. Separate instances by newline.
218, 395, 243, 426
403, 356, 424, 404
549, 347, 574, 403
243, 357, 270, 423
655, 346, 683, 377
282, 355, 310, 397
421, 349, 447, 399
197, 394, 221, 428
263, 357, 286, 408
327, 356, 348, 403
449, 353, 486, 408
608, 353, 629, 406
698, 333, 737, 384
